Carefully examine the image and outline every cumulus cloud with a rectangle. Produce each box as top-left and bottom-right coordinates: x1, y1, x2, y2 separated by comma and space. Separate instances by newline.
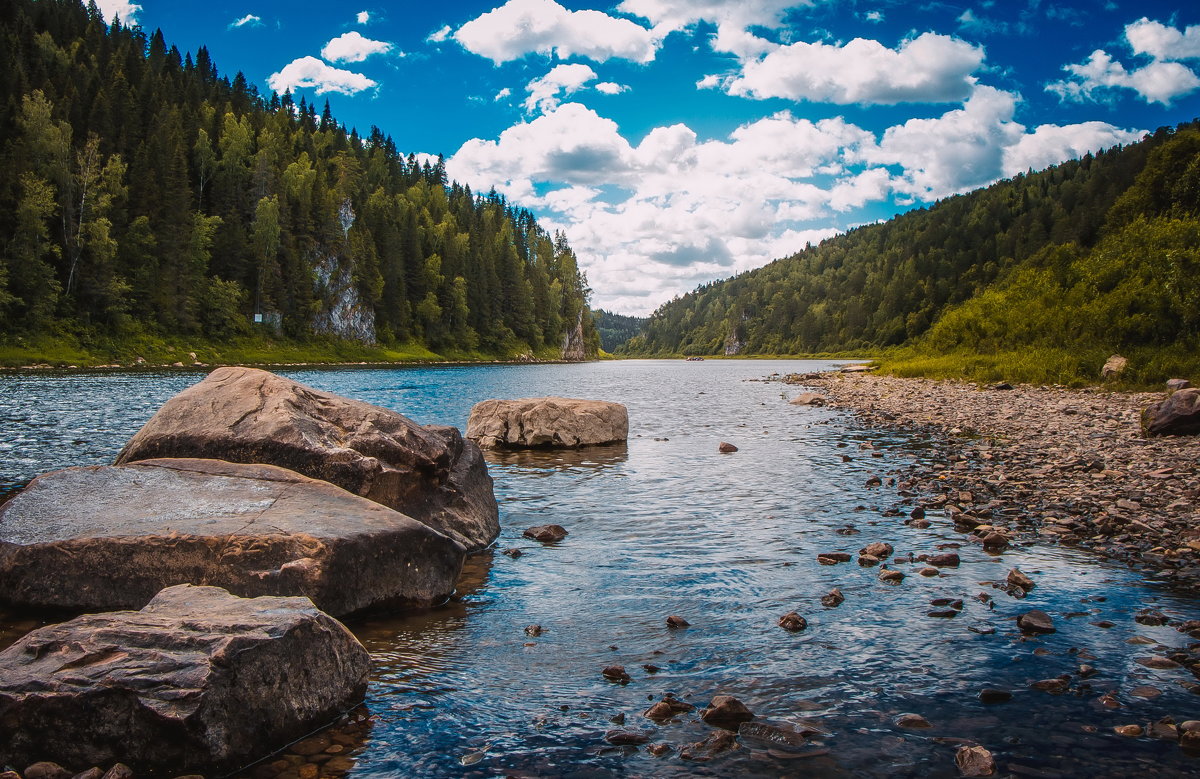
1125, 17, 1200, 61
454, 0, 659, 64
321, 31, 393, 63
595, 82, 630, 95
616, 0, 807, 35
524, 64, 599, 112
1048, 18, 1200, 105
229, 14, 262, 29
448, 97, 1137, 313
1047, 49, 1200, 105
356, 11, 371, 25
726, 32, 985, 105
428, 25, 453, 43
1003, 122, 1144, 175
268, 57, 377, 95
95, 0, 141, 23
495, 87, 513, 101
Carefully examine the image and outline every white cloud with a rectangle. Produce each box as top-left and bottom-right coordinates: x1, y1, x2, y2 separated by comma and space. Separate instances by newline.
268, 56, 377, 95
525, 64, 599, 112
1047, 49, 1200, 105
726, 32, 985, 105
428, 25, 453, 43
229, 14, 262, 29
865, 11, 883, 23
616, 0, 807, 35
454, 0, 659, 64
1003, 122, 1143, 175
696, 74, 722, 90
356, 10, 371, 25
595, 82, 630, 95
449, 96, 1138, 313
321, 31, 394, 64
1125, 18, 1200, 61
495, 87, 513, 101
94, 0, 141, 23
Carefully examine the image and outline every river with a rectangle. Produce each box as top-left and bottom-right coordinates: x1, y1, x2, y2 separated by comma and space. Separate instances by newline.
1, 360, 1198, 777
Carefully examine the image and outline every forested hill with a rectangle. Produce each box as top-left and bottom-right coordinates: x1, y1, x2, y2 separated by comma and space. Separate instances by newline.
0, 0, 598, 361
623, 120, 1200, 369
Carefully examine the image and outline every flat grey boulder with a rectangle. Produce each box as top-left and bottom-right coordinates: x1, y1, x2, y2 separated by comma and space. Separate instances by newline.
467, 397, 628, 449
0, 584, 370, 774
0, 458, 464, 615
115, 366, 498, 552
1142, 387, 1200, 436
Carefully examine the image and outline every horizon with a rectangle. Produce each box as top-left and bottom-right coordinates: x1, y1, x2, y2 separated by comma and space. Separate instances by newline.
97, 0, 1200, 316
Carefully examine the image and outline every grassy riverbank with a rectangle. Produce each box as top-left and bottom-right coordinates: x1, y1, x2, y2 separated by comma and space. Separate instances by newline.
0, 331, 570, 369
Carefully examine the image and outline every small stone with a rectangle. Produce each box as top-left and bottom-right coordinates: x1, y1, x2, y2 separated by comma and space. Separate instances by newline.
919, 567, 940, 577
680, 730, 739, 761
647, 743, 672, 757
700, 695, 755, 730
605, 729, 650, 746
981, 532, 1008, 549
928, 552, 960, 567
928, 610, 958, 618
642, 663, 661, 673
894, 712, 931, 728
860, 541, 894, 558
1017, 610, 1056, 634
23, 765, 71, 779
1150, 717, 1179, 740
1167, 378, 1192, 391
602, 665, 632, 683
817, 552, 852, 564
1006, 568, 1035, 591
1114, 724, 1143, 737
523, 524, 568, 543
298, 765, 319, 779
778, 612, 808, 631
70, 770, 104, 779
911, 507, 926, 520
502, 548, 523, 558
1134, 608, 1168, 626
979, 688, 1011, 704
524, 624, 543, 636
955, 745, 996, 777
666, 615, 690, 628
1098, 693, 1121, 708
1130, 686, 1162, 699
1137, 656, 1181, 670
101, 768, 133, 779
820, 588, 844, 607
718, 442, 739, 453
644, 694, 695, 722
858, 554, 881, 567
879, 568, 905, 584
1030, 678, 1069, 694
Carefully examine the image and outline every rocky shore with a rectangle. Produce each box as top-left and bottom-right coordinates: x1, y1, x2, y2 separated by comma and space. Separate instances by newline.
796, 371, 1200, 590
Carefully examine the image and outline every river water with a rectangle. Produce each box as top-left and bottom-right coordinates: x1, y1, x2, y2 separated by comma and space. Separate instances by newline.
1, 360, 1198, 778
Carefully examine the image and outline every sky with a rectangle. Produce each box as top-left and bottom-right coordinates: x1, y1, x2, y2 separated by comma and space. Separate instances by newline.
97, 0, 1200, 315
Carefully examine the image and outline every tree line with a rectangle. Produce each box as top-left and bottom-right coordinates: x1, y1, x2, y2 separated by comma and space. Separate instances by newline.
0, 0, 598, 358
622, 120, 1200, 360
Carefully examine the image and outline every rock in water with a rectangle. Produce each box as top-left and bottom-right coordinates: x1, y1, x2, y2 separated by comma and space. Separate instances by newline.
778, 612, 808, 631
466, 397, 628, 449
1017, 610, 1056, 635
115, 367, 498, 552
523, 524, 568, 543
1006, 568, 1035, 591
789, 393, 827, 406
0, 585, 370, 774
955, 745, 996, 776
1142, 387, 1200, 436
0, 459, 464, 616
718, 442, 739, 453
821, 588, 845, 608
700, 696, 754, 730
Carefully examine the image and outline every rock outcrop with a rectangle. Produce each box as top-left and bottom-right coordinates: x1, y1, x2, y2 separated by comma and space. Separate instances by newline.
0, 458, 464, 615
466, 397, 628, 449
115, 366, 498, 551
1142, 387, 1200, 436
0, 584, 370, 774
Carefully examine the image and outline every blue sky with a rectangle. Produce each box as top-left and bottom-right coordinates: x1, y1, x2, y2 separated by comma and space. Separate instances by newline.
98, 1, 1200, 314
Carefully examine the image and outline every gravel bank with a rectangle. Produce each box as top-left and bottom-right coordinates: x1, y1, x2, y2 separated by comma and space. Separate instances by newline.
796, 372, 1200, 591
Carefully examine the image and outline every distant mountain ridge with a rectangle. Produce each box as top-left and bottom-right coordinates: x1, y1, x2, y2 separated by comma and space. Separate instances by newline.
622, 120, 1200, 370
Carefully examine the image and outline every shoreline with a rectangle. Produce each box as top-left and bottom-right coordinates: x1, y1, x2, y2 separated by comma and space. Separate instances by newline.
800, 372, 1200, 591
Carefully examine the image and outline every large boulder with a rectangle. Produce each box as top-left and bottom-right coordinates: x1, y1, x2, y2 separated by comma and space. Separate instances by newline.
1142, 387, 1200, 436
0, 458, 464, 615
115, 366, 498, 552
0, 584, 370, 774
466, 397, 628, 449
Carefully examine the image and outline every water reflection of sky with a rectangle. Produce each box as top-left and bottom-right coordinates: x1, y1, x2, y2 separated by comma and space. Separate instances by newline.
2, 361, 1199, 777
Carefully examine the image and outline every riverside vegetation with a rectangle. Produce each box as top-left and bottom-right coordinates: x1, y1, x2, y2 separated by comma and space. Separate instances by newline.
622, 119, 1200, 387
0, 0, 598, 367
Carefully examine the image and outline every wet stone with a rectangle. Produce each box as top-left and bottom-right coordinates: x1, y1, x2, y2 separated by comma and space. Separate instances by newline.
928, 552, 961, 567
681, 730, 739, 761
821, 588, 845, 608
956, 745, 996, 777
778, 611, 808, 631
1017, 610, 1056, 635
666, 615, 691, 628
700, 695, 755, 730
894, 713, 932, 728
644, 694, 694, 722
604, 729, 650, 746
818, 552, 852, 565
979, 688, 1012, 704
523, 524, 568, 543
602, 665, 632, 683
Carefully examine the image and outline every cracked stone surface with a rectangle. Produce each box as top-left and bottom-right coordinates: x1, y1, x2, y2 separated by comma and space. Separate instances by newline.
467, 397, 628, 449
0, 458, 464, 615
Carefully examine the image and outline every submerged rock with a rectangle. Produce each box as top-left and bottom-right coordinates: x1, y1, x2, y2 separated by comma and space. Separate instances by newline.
821, 588, 845, 608
115, 367, 498, 552
1017, 610, 1056, 635
789, 393, 827, 406
523, 524, 568, 543
955, 745, 996, 777
644, 694, 694, 722
467, 397, 628, 449
778, 612, 808, 631
700, 696, 754, 730
718, 442, 739, 453
0, 459, 464, 616
0, 585, 369, 774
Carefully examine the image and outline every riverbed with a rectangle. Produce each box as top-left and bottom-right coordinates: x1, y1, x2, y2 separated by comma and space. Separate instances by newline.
1, 360, 1198, 777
